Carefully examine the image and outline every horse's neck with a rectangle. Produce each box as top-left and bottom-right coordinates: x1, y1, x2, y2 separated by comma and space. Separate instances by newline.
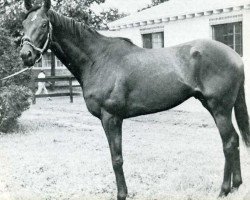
48, 10, 107, 82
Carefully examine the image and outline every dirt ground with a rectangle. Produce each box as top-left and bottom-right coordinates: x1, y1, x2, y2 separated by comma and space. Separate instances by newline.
0, 96, 250, 200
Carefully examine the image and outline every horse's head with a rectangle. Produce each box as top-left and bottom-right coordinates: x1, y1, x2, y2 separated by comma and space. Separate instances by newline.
20, 0, 52, 66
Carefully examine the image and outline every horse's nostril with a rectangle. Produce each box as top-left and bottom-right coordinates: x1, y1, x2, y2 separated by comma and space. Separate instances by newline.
27, 50, 32, 57
21, 50, 32, 60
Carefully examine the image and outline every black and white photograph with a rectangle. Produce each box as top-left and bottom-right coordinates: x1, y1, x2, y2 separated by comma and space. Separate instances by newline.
0, 0, 250, 199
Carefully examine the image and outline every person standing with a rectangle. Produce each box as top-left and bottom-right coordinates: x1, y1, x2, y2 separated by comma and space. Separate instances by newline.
35, 70, 48, 95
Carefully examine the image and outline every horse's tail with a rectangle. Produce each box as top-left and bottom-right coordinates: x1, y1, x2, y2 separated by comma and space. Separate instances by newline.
234, 81, 250, 147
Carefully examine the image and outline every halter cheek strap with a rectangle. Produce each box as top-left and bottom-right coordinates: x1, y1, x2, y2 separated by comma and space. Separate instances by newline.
21, 22, 53, 64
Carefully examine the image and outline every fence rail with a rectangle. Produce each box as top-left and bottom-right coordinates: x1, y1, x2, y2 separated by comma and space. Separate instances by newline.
34, 76, 81, 103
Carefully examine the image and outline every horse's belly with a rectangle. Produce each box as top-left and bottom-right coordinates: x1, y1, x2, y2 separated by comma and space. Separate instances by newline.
125, 75, 193, 118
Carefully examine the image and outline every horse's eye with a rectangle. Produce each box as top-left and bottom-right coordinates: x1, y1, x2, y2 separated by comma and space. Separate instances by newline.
42, 23, 47, 28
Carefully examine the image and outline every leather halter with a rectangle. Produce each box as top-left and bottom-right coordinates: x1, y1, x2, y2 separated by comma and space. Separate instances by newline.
21, 22, 52, 64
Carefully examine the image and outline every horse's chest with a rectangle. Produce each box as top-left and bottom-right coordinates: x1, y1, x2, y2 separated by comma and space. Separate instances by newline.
83, 78, 127, 118
83, 87, 104, 118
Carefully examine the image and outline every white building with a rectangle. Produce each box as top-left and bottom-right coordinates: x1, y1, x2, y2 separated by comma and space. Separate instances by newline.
101, 0, 250, 101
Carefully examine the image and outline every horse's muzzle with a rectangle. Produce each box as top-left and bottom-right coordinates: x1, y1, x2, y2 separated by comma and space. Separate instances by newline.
20, 45, 37, 66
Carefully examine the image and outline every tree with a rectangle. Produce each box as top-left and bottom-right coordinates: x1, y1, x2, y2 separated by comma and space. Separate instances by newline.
0, 0, 25, 41
138, 0, 169, 12
47, 1, 127, 29
0, 0, 127, 39
99, 8, 128, 30
151, 0, 169, 6
53, 0, 105, 27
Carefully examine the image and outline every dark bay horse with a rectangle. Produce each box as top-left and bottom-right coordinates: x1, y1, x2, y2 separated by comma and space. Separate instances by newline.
20, 0, 250, 199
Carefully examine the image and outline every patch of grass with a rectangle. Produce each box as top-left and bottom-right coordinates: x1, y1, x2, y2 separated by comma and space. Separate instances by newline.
0, 97, 249, 200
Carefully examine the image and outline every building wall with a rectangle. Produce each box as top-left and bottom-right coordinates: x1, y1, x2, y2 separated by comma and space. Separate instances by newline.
100, 17, 211, 47
164, 17, 211, 47
243, 10, 250, 102
100, 28, 142, 47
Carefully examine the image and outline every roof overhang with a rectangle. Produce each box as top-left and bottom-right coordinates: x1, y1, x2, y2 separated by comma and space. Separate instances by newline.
108, 0, 250, 31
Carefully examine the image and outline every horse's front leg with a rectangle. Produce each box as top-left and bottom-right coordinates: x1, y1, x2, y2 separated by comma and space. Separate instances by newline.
101, 110, 127, 200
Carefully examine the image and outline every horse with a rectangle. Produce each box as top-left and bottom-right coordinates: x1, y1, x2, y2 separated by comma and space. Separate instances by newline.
20, 0, 250, 199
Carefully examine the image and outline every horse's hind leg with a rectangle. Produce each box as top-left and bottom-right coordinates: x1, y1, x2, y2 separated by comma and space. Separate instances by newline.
215, 111, 241, 197
201, 99, 242, 197
101, 110, 127, 200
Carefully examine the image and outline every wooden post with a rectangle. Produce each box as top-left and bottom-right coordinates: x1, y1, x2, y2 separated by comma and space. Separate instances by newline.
29, 70, 36, 104
69, 77, 73, 103
50, 52, 56, 90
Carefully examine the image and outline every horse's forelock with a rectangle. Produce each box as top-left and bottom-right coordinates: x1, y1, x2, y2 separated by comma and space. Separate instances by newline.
24, 6, 41, 19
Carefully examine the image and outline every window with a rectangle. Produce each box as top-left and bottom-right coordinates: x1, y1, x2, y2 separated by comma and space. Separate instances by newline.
142, 32, 164, 49
35, 60, 42, 68
34, 52, 65, 68
34, 52, 51, 68
55, 57, 64, 68
42, 52, 52, 68
212, 22, 242, 56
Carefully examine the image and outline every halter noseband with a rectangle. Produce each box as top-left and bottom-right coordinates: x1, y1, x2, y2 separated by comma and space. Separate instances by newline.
21, 22, 52, 64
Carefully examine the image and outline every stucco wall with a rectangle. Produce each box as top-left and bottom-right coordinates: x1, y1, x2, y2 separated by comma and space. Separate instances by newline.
164, 17, 211, 47
243, 10, 250, 103
100, 28, 142, 47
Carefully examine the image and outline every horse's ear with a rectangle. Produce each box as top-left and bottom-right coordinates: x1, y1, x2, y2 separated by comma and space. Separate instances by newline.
24, 0, 32, 11
43, 0, 51, 12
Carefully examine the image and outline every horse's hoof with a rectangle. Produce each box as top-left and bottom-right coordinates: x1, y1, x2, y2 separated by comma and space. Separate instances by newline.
218, 193, 226, 198
117, 196, 126, 200
232, 179, 242, 189
218, 189, 230, 198
117, 193, 127, 200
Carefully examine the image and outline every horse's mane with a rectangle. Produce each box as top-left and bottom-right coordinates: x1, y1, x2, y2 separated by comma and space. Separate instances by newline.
48, 10, 101, 39
48, 11, 135, 46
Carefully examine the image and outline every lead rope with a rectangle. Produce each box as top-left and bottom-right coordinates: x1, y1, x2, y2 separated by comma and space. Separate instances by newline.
1, 66, 33, 81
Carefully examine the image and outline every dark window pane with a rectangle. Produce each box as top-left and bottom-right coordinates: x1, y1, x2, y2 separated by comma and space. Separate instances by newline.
235, 23, 242, 34
235, 34, 242, 45
223, 35, 228, 43
227, 24, 234, 34
235, 45, 242, 56
214, 24, 225, 42
213, 22, 242, 56
227, 35, 234, 46
142, 34, 152, 49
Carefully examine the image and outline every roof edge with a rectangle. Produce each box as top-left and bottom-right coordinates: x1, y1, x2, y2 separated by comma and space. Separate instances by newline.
108, 3, 250, 31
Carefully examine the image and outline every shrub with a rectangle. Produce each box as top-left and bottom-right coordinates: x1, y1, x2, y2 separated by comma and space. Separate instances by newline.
0, 28, 32, 132
0, 85, 32, 132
